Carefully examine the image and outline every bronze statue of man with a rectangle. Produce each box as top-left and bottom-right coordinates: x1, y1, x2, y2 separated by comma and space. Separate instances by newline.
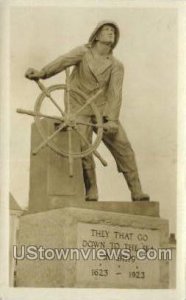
25, 20, 150, 202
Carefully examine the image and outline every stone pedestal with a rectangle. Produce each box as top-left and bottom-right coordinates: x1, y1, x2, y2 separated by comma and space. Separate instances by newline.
16, 205, 169, 288
29, 119, 84, 212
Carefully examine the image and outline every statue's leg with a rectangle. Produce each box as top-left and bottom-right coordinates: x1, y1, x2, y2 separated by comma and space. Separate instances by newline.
77, 117, 98, 201
101, 122, 150, 201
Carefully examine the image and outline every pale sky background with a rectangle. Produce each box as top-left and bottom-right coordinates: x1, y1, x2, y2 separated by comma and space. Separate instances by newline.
10, 6, 177, 233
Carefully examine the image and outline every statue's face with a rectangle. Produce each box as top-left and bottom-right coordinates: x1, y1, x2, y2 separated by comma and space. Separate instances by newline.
96, 25, 115, 45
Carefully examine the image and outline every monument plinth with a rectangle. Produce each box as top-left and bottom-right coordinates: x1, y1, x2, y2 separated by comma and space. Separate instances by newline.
29, 119, 85, 212
16, 206, 169, 288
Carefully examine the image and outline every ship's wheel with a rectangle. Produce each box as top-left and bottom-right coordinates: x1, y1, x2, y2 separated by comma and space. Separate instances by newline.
17, 69, 107, 176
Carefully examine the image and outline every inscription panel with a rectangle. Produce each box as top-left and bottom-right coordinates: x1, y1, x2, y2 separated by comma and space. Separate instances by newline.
76, 223, 160, 288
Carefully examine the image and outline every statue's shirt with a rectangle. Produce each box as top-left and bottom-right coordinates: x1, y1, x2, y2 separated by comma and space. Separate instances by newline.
41, 45, 124, 121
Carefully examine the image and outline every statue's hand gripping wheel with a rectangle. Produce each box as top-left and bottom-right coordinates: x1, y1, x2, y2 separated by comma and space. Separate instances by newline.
17, 68, 108, 177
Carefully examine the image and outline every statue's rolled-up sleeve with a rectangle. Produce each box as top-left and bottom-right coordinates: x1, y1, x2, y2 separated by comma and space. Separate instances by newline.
40, 45, 88, 79
104, 61, 124, 121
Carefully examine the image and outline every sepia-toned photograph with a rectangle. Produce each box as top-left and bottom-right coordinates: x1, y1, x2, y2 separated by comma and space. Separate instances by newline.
0, 0, 186, 299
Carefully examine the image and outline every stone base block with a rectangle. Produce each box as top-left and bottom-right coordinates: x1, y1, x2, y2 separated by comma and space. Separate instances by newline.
29, 119, 85, 212
26, 201, 160, 217
16, 207, 169, 288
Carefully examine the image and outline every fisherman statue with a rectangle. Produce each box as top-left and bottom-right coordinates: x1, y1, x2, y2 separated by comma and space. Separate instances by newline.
25, 20, 150, 202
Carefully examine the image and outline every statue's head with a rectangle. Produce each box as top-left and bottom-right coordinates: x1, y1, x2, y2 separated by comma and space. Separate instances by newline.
88, 20, 120, 49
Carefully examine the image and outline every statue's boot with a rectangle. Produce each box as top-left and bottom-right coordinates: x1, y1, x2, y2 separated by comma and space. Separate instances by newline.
83, 168, 98, 201
123, 171, 150, 202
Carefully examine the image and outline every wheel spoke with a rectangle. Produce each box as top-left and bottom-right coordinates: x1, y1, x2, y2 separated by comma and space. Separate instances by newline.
35, 79, 65, 117
74, 127, 107, 166
32, 122, 66, 155
68, 128, 74, 177
72, 88, 103, 117
17, 108, 63, 122
65, 68, 71, 113
47, 94, 65, 117
65, 68, 74, 176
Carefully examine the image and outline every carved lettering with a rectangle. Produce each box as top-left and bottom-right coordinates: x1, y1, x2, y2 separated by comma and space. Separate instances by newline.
91, 229, 109, 238
82, 240, 105, 248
